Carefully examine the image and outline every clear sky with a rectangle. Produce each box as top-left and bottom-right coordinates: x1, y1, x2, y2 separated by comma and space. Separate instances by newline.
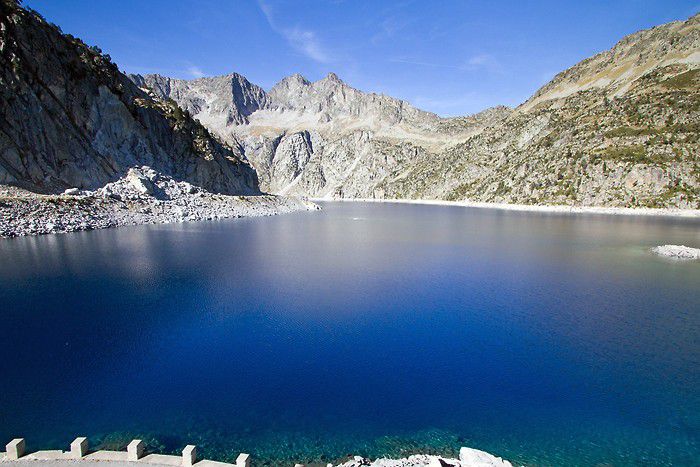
24, 0, 700, 116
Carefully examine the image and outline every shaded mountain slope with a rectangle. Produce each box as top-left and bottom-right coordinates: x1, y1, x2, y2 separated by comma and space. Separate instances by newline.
0, 0, 259, 195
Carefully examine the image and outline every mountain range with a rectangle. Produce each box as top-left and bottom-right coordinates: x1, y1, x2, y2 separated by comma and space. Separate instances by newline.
131, 13, 700, 209
1, 0, 698, 210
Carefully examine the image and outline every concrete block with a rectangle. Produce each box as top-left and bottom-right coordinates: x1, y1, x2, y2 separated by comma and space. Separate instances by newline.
6, 438, 25, 460
127, 439, 144, 461
182, 445, 196, 466
70, 437, 88, 458
235, 453, 250, 467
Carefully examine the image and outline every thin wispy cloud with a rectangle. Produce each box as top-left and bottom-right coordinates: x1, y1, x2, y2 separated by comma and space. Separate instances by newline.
464, 54, 488, 68
413, 93, 479, 113
412, 90, 522, 117
390, 54, 503, 74
186, 66, 205, 78
257, 0, 332, 63
284, 28, 330, 63
462, 53, 503, 73
371, 15, 414, 44
122, 64, 206, 79
389, 58, 463, 69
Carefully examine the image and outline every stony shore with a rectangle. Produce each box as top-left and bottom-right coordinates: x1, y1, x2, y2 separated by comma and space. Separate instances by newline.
0, 168, 319, 239
337, 447, 512, 466
317, 197, 700, 218
0, 447, 512, 467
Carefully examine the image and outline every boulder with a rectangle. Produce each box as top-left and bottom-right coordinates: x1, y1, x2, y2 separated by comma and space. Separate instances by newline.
459, 447, 513, 467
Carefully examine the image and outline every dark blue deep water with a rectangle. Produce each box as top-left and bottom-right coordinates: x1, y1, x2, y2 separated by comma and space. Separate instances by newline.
1, 202, 699, 466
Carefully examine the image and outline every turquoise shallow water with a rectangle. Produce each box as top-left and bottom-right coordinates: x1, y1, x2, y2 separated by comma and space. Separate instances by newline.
0, 202, 699, 466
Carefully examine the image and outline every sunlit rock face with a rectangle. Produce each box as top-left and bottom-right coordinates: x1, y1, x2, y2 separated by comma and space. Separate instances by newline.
135, 13, 700, 209
132, 70, 508, 199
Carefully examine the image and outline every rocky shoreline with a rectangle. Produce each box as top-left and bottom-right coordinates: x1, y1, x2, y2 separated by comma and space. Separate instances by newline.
337, 447, 512, 466
319, 197, 700, 218
0, 445, 512, 467
0, 168, 318, 239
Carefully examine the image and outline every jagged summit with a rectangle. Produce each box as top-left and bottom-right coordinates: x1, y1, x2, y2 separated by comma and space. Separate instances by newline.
137, 69, 462, 137
270, 71, 345, 91
132, 72, 270, 126
321, 71, 344, 84
272, 73, 311, 89
132, 64, 504, 195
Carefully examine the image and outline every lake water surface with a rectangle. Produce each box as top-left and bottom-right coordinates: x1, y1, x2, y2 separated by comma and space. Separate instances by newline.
1, 202, 699, 466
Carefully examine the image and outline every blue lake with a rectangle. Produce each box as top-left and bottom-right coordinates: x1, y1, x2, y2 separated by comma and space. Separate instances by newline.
1, 202, 699, 466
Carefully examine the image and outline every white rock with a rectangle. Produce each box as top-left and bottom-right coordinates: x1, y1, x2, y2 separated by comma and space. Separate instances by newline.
459, 447, 513, 467
651, 244, 700, 260
336, 449, 512, 467
126, 168, 155, 195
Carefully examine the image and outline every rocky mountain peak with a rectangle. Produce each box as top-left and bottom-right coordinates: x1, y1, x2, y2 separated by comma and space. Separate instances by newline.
133, 72, 270, 127
321, 72, 344, 85
272, 73, 311, 91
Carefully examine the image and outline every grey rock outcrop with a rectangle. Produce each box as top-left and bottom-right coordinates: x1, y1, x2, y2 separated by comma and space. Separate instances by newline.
0, 0, 259, 195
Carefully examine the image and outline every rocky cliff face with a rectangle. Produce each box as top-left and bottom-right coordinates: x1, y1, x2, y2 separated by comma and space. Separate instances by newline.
130, 73, 270, 127
135, 13, 699, 209
0, 0, 259, 195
